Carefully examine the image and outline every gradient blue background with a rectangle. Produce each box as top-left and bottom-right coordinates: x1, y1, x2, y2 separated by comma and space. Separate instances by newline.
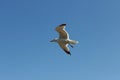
0, 0, 120, 80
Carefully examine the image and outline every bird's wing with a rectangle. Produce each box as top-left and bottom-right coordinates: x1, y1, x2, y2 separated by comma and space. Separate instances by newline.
55, 24, 69, 39
58, 42, 71, 55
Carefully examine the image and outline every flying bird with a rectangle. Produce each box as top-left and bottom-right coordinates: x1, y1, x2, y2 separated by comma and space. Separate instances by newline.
50, 24, 78, 55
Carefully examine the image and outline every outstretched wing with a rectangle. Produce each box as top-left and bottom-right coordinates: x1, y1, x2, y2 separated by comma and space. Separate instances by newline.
58, 42, 71, 55
55, 24, 69, 39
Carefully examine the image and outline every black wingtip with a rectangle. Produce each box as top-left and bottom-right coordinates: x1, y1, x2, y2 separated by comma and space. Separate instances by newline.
64, 50, 71, 56
59, 24, 66, 26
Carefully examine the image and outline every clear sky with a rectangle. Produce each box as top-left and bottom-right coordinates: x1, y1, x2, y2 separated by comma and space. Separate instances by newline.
0, 0, 120, 80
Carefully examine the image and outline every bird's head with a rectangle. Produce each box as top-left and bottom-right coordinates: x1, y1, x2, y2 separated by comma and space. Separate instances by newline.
50, 38, 58, 42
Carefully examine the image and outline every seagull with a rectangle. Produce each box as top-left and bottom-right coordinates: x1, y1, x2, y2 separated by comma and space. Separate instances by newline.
50, 24, 78, 55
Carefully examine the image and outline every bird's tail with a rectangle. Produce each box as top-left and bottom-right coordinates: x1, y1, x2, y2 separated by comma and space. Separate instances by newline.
69, 40, 79, 44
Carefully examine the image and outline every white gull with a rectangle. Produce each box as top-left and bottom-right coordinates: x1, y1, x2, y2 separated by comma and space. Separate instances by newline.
50, 24, 78, 55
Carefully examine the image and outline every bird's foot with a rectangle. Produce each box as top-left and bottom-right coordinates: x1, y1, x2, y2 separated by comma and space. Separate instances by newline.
69, 44, 74, 48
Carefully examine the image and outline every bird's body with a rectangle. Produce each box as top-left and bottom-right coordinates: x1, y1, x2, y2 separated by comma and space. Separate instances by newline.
50, 24, 78, 55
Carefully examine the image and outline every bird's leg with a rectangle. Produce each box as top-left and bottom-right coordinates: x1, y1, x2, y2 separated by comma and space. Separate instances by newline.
69, 44, 74, 48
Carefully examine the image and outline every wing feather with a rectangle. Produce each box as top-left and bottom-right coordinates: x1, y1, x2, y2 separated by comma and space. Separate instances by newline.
58, 43, 71, 55
55, 24, 69, 39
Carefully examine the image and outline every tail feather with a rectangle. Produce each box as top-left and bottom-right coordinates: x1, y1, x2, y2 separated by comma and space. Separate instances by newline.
69, 40, 79, 44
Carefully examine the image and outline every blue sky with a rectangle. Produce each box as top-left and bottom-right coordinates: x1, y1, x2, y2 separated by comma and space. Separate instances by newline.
0, 0, 120, 80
